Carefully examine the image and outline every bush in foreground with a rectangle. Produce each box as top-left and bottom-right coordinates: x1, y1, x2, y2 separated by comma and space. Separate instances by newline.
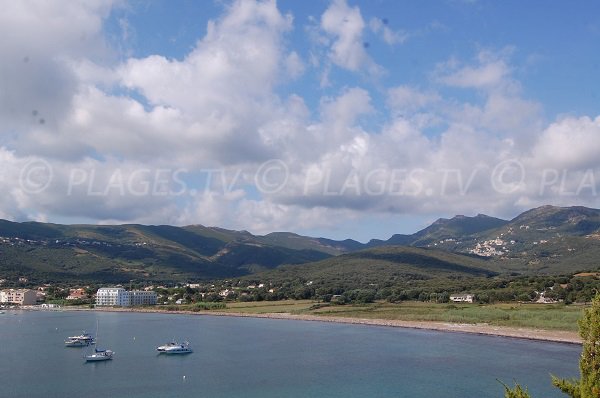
503, 293, 600, 397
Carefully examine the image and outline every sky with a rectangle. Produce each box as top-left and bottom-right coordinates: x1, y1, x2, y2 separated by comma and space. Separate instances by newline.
0, 0, 599, 242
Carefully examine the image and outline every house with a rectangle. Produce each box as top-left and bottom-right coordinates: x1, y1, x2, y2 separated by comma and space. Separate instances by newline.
0, 289, 37, 305
66, 288, 87, 300
450, 294, 475, 303
186, 283, 201, 289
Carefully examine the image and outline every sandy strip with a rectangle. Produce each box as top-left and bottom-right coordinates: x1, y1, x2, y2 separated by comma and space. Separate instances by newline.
62, 306, 582, 345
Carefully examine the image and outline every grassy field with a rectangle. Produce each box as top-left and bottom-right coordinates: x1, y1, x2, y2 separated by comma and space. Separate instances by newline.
309, 302, 587, 331
153, 299, 587, 331
207, 300, 587, 331
219, 300, 316, 314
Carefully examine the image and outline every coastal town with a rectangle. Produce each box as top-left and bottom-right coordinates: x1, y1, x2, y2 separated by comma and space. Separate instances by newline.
0, 281, 568, 309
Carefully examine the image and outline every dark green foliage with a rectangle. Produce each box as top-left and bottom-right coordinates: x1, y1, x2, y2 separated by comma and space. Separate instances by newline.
552, 293, 600, 397
137, 225, 224, 256
500, 381, 532, 398
354, 250, 497, 277
260, 233, 362, 255
505, 293, 600, 397
192, 302, 226, 311
0, 221, 333, 283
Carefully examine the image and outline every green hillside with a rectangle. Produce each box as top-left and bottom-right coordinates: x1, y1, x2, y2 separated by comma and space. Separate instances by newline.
0, 220, 331, 283
2, 205, 600, 285
249, 245, 498, 291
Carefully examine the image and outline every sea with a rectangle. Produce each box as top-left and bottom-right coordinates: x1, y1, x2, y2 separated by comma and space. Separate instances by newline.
0, 310, 580, 398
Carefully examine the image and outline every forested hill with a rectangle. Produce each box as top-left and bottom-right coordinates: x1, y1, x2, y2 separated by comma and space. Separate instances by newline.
1, 205, 600, 284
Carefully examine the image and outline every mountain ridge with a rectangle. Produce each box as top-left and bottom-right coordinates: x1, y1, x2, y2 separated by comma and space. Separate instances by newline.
1, 205, 599, 283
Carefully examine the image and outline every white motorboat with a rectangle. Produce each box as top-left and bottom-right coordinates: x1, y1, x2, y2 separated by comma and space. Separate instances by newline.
68, 332, 95, 343
156, 341, 179, 352
65, 331, 96, 347
159, 341, 193, 355
65, 338, 92, 347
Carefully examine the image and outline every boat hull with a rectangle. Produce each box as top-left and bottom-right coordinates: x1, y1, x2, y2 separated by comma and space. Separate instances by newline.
65, 340, 91, 347
85, 350, 114, 362
162, 350, 193, 355
85, 356, 113, 362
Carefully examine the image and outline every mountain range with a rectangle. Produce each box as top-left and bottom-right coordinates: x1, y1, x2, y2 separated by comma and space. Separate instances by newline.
1, 205, 599, 284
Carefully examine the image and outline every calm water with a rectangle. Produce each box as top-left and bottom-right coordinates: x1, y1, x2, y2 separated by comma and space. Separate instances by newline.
0, 310, 579, 398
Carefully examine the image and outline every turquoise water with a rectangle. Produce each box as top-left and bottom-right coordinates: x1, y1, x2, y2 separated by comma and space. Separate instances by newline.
0, 310, 579, 398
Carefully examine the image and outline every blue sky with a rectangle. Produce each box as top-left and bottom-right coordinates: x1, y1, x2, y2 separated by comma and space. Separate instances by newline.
1, 0, 599, 241
104, 0, 600, 117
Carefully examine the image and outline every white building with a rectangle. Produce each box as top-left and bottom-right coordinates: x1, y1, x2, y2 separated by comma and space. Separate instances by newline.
130, 290, 158, 306
450, 294, 475, 303
96, 288, 130, 306
0, 289, 37, 305
95, 288, 157, 307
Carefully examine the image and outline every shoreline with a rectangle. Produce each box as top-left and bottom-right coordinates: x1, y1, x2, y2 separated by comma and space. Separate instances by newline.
59, 306, 582, 345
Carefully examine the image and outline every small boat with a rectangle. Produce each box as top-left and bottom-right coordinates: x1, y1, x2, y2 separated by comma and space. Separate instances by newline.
85, 348, 114, 362
156, 341, 179, 352
65, 338, 92, 347
68, 332, 95, 343
84, 321, 113, 362
159, 341, 193, 355
65, 331, 96, 347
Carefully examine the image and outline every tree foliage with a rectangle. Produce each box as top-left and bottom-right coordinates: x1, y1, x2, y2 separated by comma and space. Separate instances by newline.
501, 381, 531, 398
552, 292, 600, 397
504, 293, 600, 397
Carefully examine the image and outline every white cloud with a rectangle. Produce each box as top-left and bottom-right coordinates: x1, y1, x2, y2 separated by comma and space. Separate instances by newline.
436, 50, 512, 90
387, 86, 441, 115
1, 1, 599, 236
285, 51, 305, 79
319, 0, 383, 77
0, 0, 115, 136
369, 17, 408, 45
530, 116, 600, 170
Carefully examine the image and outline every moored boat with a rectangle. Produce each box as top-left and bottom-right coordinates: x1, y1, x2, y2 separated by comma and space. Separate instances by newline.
156, 341, 179, 352
68, 332, 95, 343
65, 338, 92, 347
65, 331, 96, 347
85, 348, 114, 361
159, 341, 193, 355
84, 321, 113, 362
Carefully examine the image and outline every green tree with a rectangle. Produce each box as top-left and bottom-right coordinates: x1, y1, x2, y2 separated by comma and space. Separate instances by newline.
501, 381, 531, 398
551, 292, 600, 397
503, 293, 600, 397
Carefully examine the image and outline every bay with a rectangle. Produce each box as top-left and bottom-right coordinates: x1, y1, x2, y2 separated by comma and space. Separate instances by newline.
0, 310, 579, 398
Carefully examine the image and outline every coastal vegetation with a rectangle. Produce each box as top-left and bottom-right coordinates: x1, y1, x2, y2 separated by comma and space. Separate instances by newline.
145, 299, 586, 332
503, 293, 600, 397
